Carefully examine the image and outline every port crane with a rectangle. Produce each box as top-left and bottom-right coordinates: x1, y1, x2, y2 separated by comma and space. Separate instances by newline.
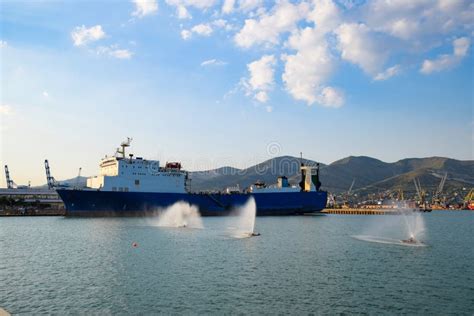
327, 193, 336, 207
397, 187, 404, 201
341, 178, 356, 207
433, 172, 448, 206
44, 159, 73, 190
45, 159, 59, 190
464, 189, 474, 210
413, 178, 429, 210
4, 165, 14, 189
348, 178, 356, 196
4, 165, 30, 189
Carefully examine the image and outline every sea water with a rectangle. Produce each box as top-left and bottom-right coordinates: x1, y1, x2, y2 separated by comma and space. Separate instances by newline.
0, 211, 473, 314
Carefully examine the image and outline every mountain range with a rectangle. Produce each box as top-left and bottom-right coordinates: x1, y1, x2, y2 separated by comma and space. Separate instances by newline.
189, 156, 474, 197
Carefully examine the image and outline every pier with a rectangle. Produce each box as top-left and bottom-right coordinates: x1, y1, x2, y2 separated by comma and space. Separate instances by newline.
323, 208, 402, 215
0, 188, 65, 216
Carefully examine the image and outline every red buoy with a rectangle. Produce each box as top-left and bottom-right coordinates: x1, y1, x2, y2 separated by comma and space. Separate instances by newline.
132, 242, 138, 248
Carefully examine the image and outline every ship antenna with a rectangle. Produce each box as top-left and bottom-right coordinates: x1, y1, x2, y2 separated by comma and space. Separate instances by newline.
118, 137, 133, 158
300, 152, 304, 166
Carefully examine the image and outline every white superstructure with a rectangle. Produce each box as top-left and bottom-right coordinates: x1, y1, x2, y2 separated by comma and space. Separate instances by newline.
86, 139, 187, 193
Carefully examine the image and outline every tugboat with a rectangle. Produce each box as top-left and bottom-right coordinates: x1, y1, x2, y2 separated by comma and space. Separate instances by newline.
56, 139, 327, 216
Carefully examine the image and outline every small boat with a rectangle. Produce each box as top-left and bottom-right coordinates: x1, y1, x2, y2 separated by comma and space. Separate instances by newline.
401, 237, 417, 244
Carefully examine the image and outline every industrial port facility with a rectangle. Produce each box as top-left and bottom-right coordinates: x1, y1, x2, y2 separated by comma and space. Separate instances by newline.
2, 145, 473, 216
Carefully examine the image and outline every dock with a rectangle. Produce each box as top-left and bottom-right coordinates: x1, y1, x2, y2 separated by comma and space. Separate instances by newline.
0, 188, 65, 216
323, 208, 402, 215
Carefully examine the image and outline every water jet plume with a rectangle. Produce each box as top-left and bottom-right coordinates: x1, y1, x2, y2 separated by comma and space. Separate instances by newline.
155, 201, 203, 229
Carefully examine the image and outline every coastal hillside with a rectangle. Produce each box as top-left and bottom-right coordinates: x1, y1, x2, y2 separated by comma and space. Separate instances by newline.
189, 156, 474, 196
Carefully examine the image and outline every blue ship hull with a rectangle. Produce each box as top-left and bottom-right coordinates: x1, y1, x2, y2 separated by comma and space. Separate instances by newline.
56, 189, 327, 216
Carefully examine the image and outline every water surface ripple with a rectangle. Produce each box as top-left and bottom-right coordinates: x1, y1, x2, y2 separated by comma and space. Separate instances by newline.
1, 211, 473, 314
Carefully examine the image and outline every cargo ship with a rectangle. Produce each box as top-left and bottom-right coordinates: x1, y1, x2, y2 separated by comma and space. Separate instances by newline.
57, 139, 327, 216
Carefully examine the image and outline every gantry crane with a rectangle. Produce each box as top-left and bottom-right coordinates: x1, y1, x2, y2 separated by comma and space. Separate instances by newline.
4, 165, 14, 189
413, 177, 431, 211
464, 189, 474, 210
433, 172, 448, 206
413, 178, 425, 206
4, 165, 29, 189
44, 159, 57, 190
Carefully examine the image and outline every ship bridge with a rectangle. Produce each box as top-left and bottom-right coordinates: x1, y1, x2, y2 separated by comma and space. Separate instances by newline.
86, 139, 187, 193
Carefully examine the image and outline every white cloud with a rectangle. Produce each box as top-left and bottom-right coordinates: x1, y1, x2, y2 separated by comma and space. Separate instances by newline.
238, 0, 262, 12
306, 0, 341, 33
234, 1, 309, 48
96, 46, 134, 59
163, 0, 473, 109
181, 30, 192, 40
201, 59, 227, 66
182, 23, 213, 39
212, 19, 226, 28
255, 91, 269, 103
177, 5, 192, 19
335, 23, 388, 77
166, 0, 217, 10
244, 55, 277, 103
374, 65, 401, 81
317, 86, 344, 108
0, 40, 7, 48
365, 0, 474, 42
0, 104, 13, 116
282, 26, 342, 107
365, 1, 425, 40
279, 1, 345, 107
453, 37, 470, 56
110, 49, 134, 59
248, 55, 276, 91
71, 25, 106, 46
389, 18, 419, 40
132, 0, 158, 18
192, 23, 213, 36
42, 91, 49, 98
265, 105, 273, 113
222, 0, 235, 14
421, 37, 470, 74
213, 19, 235, 31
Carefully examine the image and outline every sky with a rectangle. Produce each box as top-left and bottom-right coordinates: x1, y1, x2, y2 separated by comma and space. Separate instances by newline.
0, 0, 473, 186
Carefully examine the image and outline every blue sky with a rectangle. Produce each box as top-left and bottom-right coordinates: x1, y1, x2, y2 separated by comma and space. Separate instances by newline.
1, 0, 473, 186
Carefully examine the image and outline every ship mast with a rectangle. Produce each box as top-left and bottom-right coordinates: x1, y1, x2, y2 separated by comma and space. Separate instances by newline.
116, 137, 132, 158
299, 152, 304, 191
